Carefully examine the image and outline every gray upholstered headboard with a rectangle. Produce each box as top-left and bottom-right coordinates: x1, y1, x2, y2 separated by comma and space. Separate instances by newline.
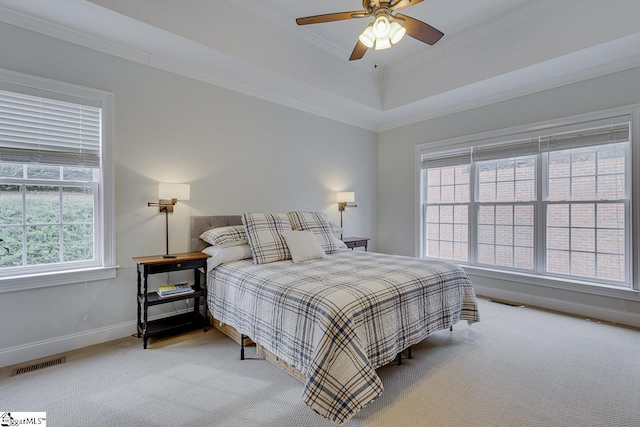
190, 215, 243, 252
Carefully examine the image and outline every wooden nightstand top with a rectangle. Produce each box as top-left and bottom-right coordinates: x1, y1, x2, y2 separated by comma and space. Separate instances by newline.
341, 237, 370, 244
133, 251, 210, 266
341, 237, 370, 251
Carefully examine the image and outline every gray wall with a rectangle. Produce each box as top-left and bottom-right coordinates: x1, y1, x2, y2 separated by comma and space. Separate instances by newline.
378, 66, 640, 327
0, 22, 378, 367
3, 17, 640, 368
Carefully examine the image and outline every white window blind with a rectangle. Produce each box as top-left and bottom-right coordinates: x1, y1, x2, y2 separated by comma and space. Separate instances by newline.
541, 122, 630, 152
473, 138, 540, 162
422, 116, 630, 168
421, 147, 472, 169
0, 89, 101, 167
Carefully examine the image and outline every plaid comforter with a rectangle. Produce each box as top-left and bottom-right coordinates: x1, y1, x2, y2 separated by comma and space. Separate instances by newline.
208, 250, 479, 424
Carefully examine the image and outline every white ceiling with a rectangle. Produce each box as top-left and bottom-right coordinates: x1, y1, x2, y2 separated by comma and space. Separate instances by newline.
2, 0, 640, 131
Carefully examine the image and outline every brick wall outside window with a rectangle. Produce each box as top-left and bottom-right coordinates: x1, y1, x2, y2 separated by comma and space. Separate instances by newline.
426, 165, 469, 262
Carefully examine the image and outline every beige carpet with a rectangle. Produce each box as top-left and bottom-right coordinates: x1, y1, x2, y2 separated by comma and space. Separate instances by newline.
1, 297, 639, 427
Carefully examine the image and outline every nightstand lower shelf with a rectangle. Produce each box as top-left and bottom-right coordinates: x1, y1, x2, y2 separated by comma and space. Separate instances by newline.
138, 312, 206, 340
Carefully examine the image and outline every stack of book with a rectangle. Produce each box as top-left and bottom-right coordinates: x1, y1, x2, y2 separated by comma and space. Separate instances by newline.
157, 282, 194, 298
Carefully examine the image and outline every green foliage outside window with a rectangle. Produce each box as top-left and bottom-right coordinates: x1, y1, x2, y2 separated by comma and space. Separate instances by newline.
0, 184, 94, 268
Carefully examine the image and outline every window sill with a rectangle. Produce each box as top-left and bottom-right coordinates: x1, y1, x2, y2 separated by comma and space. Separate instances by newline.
0, 266, 120, 293
461, 264, 640, 302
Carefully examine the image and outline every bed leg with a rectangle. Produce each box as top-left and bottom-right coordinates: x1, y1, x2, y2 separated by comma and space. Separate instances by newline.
241, 334, 246, 360
450, 325, 453, 332
397, 353, 402, 366
408, 346, 412, 359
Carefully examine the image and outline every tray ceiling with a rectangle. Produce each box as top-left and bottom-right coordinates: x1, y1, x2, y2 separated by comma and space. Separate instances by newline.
1, 0, 640, 131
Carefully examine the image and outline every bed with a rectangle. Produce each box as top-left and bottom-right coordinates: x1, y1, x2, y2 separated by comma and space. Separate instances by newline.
191, 214, 480, 425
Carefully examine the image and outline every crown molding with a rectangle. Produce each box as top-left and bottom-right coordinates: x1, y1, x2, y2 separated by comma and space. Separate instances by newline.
147, 55, 379, 131
0, 5, 150, 65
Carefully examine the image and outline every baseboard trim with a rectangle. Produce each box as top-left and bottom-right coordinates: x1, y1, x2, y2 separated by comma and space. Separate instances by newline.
0, 306, 205, 368
473, 284, 640, 328
0, 321, 136, 369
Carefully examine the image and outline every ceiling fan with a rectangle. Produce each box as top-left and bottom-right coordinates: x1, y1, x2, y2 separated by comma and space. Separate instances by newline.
296, 0, 444, 61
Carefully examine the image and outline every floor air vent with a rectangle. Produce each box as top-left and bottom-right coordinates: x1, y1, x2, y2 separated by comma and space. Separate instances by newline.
11, 356, 66, 376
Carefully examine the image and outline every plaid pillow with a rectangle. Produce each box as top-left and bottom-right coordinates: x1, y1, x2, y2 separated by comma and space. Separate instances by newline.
242, 213, 292, 264
200, 225, 248, 248
287, 211, 340, 254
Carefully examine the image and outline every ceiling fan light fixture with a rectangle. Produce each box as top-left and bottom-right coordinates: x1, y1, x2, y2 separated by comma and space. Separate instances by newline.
372, 15, 391, 38
295, 1, 444, 62
374, 36, 391, 50
359, 25, 375, 48
389, 21, 406, 44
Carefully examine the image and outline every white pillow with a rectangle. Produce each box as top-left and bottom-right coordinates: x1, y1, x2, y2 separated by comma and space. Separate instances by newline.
203, 244, 253, 269
333, 237, 348, 250
287, 211, 340, 254
281, 230, 326, 263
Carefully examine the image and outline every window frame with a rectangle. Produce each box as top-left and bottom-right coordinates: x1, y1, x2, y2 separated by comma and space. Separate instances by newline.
415, 105, 640, 296
541, 141, 631, 285
0, 68, 116, 292
473, 154, 538, 272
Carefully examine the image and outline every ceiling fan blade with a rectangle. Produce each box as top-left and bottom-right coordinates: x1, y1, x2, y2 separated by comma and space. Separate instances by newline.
391, 0, 424, 11
349, 40, 368, 61
296, 11, 366, 25
395, 13, 444, 45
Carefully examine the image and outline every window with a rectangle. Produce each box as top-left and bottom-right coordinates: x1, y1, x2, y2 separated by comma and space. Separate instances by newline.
419, 113, 633, 289
423, 149, 470, 262
545, 143, 627, 282
0, 70, 115, 288
476, 156, 536, 270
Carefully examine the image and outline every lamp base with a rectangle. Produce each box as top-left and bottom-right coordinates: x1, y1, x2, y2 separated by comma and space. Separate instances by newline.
162, 254, 177, 258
